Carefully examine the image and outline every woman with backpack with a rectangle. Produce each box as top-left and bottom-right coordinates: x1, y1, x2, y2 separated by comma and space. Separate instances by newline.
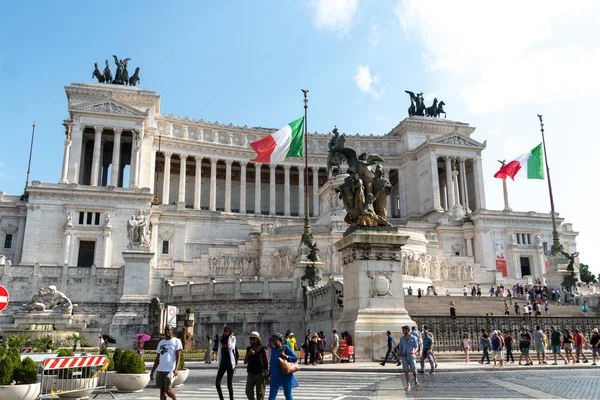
245, 331, 269, 400
215, 327, 236, 400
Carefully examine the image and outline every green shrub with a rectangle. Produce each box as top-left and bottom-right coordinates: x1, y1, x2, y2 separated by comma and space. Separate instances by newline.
13, 357, 37, 384
116, 350, 146, 374
7, 348, 20, 365
100, 347, 109, 355
178, 353, 185, 370
57, 349, 75, 357
0, 357, 15, 385
113, 348, 124, 371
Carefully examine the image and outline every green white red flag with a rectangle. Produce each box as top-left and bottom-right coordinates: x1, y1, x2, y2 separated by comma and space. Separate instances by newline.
494, 143, 544, 180
250, 117, 304, 164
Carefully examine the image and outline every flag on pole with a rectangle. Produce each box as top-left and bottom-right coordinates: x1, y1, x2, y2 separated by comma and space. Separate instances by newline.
494, 143, 544, 180
250, 117, 304, 164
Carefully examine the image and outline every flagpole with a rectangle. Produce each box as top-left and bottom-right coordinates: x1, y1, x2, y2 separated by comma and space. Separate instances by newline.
21, 122, 36, 200
538, 114, 562, 255
301, 89, 312, 244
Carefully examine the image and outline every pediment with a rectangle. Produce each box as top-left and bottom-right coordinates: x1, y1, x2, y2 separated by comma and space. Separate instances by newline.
71, 99, 148, 117
433, 133, 486, 148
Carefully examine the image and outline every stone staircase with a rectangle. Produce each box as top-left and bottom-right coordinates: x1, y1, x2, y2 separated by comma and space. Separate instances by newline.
405, 294, 599, 317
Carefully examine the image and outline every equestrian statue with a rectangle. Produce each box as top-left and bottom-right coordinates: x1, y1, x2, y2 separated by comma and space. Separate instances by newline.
406, 91, 447, 118
90, 55, 141, 86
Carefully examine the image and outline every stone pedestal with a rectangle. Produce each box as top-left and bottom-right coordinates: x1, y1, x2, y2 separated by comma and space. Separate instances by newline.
293, 244, 325, 300
334, 227, 425, 361
544, 254, 576, 290
316, 174, 347, 226
109, 250, 154, 348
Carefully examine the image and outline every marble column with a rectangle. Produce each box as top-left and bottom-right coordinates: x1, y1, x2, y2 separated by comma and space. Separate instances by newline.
472, 156, 486, 210
298, 166, 305, 216
269, 165, 276, 215
312, 167, 319, 216
284, 165, 291, 216
440, 181, 447, 211
193, 156, 202, 210
452, 167, 461, 206
90, 126, 102, 186
458, 158, 468, 214
397, 167, 407, 218
225, 160, 232, 212
460, 158, 471, 214
150, 151, 156, 193
67, 125, 83, 184
63, 228, 72, 265
209, 158, 217, 211
162, 152, 172, 205
110, 128, 122, 187
445, 157, 455, 210
178, 155, 186, 204
130, 131, 141, 188
103, 230, 112, 268
239, 162, 247, 214
59, 126, 72, 184
465, 234, 474, 257
254, 163, 262, 214
430, 153, 443, 212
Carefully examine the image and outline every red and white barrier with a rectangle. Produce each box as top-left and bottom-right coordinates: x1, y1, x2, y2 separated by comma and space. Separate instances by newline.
43, 355, 108, 370
20, 347, 33, 353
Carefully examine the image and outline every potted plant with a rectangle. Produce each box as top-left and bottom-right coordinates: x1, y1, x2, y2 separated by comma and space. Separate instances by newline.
111, 349, 149, 392
0, 347, 40, 400
172, 353, 189, 387
99, 348, 116, 388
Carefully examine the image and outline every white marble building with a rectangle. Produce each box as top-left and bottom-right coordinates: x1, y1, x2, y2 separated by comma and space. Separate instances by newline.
0, 83, 579, 344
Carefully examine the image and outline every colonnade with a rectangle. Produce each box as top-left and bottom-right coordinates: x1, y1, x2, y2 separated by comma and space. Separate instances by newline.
154, 151, 325, 217
439, 156, 484, 215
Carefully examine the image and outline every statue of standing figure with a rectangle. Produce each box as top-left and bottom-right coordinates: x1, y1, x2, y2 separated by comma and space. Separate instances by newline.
127, 209, 150, 249
327, 126, 346, 178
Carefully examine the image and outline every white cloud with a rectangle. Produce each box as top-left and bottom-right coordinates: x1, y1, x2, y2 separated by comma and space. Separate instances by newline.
395, 0, 600, 114
369, 24, 382, 46
313, 0, 358, 34
354, 65, 384, 98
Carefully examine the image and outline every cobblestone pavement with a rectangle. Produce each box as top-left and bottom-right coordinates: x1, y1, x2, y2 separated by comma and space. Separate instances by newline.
96, 369, 599, 399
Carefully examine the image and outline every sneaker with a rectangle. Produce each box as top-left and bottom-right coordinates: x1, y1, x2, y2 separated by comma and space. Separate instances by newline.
397, 362, 401, 366
379, 362, 385, 366
418, 370, 425, 374
592, 363, 597, 366
583, 360, 589, 363
429, 370, 435, 374
552, 362, 558, 365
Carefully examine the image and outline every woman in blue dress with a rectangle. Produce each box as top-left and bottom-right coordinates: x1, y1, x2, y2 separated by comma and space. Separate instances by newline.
268, 333, 299, 400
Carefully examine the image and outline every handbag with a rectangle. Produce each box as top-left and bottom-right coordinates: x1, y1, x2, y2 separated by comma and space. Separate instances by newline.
278, 357, 300, 375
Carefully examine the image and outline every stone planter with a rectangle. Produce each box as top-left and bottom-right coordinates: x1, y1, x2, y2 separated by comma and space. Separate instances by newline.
112, 372, 150, 392
0, 383, 41, 400
172, 368, 189, 387
52, 377, 98, 394
97, 370, 116, 388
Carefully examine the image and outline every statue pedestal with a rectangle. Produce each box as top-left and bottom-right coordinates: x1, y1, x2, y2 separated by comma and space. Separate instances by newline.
109, 250, 154, 347
544, 254, 576, 290
316, 174, 347, 226
334, 227, 424, 361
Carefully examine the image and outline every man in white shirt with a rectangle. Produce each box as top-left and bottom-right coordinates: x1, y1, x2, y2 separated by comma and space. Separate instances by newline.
331, 330, 340, 363
150, 325, 183, 400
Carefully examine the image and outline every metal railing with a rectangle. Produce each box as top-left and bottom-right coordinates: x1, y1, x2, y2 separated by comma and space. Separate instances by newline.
38, 355, 111, 399
411, 315, 600, 352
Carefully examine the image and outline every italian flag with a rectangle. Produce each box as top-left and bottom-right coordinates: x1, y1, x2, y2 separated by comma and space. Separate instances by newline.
494, 143, 544, 180
250, 117, 304, 164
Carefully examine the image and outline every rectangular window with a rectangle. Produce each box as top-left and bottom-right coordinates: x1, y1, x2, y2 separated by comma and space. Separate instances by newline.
86, 212, 93, 225
77, 240, 95, 267
516, 234, 521, 245
162, 240, 169, 254
4, 234, 13, 249
79, 212, 85, 225
94, 212, 100, 226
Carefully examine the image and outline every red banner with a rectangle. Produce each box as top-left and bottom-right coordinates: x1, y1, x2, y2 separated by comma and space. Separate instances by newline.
494, 240, 508, 277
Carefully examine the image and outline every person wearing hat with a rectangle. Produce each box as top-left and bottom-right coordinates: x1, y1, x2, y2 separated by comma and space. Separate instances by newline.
268, 332, 299, 400
288, 333, 297, 351
490, 330, 504, 367
244, 331, 268, 400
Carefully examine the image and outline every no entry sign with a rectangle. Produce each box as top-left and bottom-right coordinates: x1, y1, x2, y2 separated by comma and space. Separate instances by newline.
0, 285, 8, 312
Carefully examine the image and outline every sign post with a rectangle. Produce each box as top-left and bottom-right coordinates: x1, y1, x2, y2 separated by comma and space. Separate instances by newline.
0, 285, 9, 312
166, 305, 177, 327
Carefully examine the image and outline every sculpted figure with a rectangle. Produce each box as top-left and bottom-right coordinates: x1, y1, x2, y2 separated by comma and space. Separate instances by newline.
127, 209, 150, 249
332, 147, 391, 227
92, 63, 105, 83
103, 59, 113, 83
326, 126, 346, 178
23, 285, 73, 314
560, 251, 580, 272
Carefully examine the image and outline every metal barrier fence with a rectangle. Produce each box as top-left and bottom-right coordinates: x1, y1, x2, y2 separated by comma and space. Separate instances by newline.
411, 315, 600, 352
38, 355, 110, 399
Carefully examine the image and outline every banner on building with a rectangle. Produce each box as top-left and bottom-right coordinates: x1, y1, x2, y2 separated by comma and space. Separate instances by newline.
494, 239, 508, 277
166, 305, 177, 327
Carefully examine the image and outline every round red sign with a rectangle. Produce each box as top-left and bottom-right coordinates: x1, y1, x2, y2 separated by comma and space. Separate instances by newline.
0, 285, 9, 312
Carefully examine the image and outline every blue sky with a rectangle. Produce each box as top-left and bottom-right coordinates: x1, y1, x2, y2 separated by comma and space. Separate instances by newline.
1, 1, 598, 273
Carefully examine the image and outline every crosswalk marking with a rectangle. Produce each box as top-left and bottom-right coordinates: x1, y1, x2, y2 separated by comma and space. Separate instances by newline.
125, 372, 385, 399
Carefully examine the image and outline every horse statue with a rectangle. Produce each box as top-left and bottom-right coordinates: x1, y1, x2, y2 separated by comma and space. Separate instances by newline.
436, 101, 446, 118
326, 126, 346, 178
425, 98, 439, 117
92, 63, 105, 83
103, 59, 113, 83
129, 67, 141, 86
405, 90, 425, 116
121, 59, 131, 85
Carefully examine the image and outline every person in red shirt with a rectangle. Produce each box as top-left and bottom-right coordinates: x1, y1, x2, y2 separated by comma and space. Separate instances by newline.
573, 328, 589, 363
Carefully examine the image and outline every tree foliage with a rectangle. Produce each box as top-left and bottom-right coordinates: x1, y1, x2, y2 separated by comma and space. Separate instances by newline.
579, 263, 597, 284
